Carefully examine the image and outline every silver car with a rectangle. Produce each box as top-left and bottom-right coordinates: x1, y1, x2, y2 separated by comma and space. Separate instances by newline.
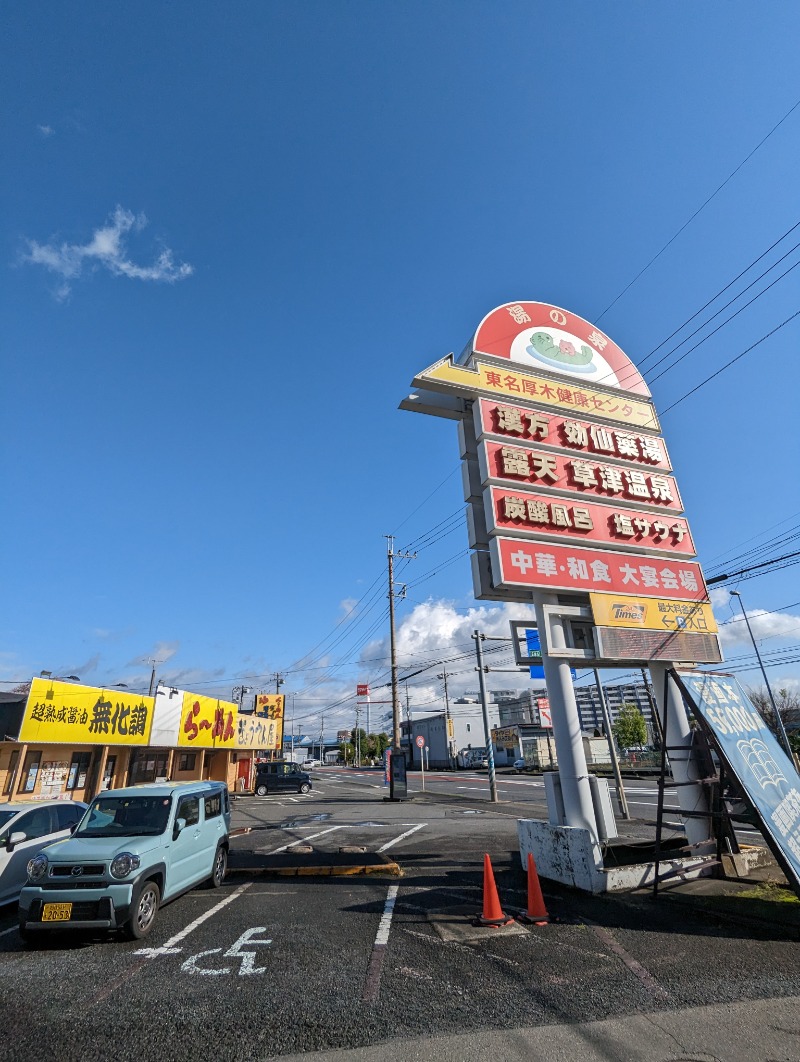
0, 800, 87, 904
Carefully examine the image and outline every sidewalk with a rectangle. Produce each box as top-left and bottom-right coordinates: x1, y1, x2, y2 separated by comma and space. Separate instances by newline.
276, 993, 800, 1061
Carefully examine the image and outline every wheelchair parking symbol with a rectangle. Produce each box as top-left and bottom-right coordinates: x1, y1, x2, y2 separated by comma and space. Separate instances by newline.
181, 927, 273, 976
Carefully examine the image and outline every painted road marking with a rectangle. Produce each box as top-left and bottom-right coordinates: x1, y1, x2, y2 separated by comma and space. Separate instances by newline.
135, 882, 254, 957
181, 927, 273, 976
586, 921, 669, 999
266, 825, 344, 854
363, 884, 399, 1002
87, 883, 253, 1003
377, 824, 426, 852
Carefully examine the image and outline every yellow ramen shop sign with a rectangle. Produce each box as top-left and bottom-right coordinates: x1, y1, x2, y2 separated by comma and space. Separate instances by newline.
20, 678, 154, 745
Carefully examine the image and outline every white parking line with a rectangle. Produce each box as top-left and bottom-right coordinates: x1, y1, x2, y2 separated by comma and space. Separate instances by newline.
135, 882, 253, 956
377, 823, 426, 852
268, 825, 344, 854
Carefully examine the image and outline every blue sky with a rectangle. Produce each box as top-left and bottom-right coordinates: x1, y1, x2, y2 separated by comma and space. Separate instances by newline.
3, 3, 800, 735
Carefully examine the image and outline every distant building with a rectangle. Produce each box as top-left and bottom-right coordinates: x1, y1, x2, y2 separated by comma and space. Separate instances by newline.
498, 681, 657, 741
400, 701, 501, 769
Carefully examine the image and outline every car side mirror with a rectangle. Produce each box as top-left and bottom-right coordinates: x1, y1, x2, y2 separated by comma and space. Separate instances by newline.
7, 831, 27, 851
173, 817, 187, 839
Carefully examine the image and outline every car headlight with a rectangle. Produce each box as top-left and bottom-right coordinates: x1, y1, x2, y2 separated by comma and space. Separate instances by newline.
27, 853, 48, 881
110, 852, 141, 879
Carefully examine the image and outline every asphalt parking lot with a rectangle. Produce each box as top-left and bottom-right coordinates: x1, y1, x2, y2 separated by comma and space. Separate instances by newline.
1, 768, 799, 1062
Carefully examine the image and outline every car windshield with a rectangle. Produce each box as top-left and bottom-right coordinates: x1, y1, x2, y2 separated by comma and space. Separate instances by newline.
0, 809, 19, 830
75, 795, 173, 837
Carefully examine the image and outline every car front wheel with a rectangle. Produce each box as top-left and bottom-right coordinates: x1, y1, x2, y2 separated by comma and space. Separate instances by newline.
299, 782, 310, 794
123, 880, 161, 940
209, 845, 227, 888
255, 784, 268, 796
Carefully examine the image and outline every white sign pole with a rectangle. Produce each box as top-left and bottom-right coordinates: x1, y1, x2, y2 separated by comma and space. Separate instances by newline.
533, 591, 599, 843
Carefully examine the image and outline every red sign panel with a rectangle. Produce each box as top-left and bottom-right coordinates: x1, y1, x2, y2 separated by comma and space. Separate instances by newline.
471, 302, 651, 397
537, 698, 553, 728
356, 684, 370, 697
481, 440, 683, 511
492, 536, 708, 602
487, 486, 695, 557
477, 399, 671, 471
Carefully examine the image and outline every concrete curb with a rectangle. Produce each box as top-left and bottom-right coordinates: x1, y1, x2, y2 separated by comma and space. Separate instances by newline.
228, 860, 402, 878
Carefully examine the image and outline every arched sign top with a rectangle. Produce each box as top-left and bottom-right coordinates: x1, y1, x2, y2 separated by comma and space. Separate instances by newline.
466, 302, 651, 398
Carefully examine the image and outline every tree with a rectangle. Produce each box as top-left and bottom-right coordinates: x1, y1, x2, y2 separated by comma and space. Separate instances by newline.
747, 686, 800, 754
612, 702, 648, 749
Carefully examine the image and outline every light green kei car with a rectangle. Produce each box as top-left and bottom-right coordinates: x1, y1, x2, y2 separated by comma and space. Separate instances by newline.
18, 780, 230, 943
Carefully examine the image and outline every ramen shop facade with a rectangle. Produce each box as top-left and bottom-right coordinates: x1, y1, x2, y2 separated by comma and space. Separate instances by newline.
0, 678, 285, 803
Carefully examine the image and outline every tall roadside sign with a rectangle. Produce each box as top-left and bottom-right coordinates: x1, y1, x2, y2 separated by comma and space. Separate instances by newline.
401, 301, 722, 850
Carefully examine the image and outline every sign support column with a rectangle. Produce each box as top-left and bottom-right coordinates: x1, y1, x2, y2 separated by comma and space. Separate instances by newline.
533, 593, 599, 843
649, 662, 713, 853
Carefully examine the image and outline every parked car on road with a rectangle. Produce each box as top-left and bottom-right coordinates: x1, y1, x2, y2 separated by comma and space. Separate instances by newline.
0, 800, 87, 905
254, 761, 312, 796
513, 758, 534, 773
302, 758, 321, 769
18, 781, 230, 942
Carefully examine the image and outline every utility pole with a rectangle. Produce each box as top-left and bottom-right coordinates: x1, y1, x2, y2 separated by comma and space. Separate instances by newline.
386, 535, 415, 751
147, 659, 158, 697
472, 630, 499, 803
319, 712, 325, 765
273, 673, 285, 695
437, 666, 453, 770
355, 702, 361, 768
290, 693, 295, 763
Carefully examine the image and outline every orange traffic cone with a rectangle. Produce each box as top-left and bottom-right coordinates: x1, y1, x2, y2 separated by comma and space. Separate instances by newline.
519, 851, 550, 924
476, 853, 514, 927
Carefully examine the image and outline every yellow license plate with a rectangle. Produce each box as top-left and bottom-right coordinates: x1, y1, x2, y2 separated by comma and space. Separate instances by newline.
42, 902, 73, 922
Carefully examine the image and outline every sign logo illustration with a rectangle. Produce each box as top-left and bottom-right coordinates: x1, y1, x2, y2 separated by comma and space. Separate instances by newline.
737, 739, 787, 792
611, 602, 647, 623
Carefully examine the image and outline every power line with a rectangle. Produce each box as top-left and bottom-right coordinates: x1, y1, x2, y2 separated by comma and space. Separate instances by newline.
594, 95, 800, 322
661, 307, 800, 414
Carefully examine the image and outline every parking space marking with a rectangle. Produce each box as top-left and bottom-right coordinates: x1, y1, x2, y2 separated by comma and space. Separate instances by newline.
363, 884, 399, 1002
134, 882, 253, 957
181, 927, 273, 976
585, 920, 669, 999
377, 824, 426, 852
266, 825, 344, 854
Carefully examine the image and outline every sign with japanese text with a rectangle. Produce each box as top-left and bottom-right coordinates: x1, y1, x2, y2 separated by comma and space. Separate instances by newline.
20, 678, 154, 746
475, 399, 671, 471
402, 300, 715, 665
493, 727, 518, 743
491, 536, 707, 601
590, 593, 718, 633
675, 672, 800, 893
414, 356, 659, 430
537, 698, 553, 728
525, 628, 545, 679
356, 684, 370, 697
487, 485, 696, 557
237, 713, 281, 751
479, 440, 682, 511
178, 693, 237, 749
470, 302, 651, 397
254, 694, 285, 751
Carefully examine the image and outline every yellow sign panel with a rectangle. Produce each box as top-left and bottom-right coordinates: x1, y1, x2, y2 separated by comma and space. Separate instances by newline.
178, 693, 238, 749
590, 593, 717, 633
253, 694, 285, 751
237, 714, 281, 751
20, 678, 154, 746
415, 356, 660, 430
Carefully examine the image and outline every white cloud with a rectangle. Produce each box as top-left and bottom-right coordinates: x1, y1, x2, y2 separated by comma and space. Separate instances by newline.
23, 205, 193, 299
37, 124, 55, 137
359, 598, 538, 703
713, 589, 800, 648
126, 641, 181, 669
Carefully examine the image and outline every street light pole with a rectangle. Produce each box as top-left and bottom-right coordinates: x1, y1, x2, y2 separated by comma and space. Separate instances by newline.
730, 590, 793, 758
473, 630, 499, 803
